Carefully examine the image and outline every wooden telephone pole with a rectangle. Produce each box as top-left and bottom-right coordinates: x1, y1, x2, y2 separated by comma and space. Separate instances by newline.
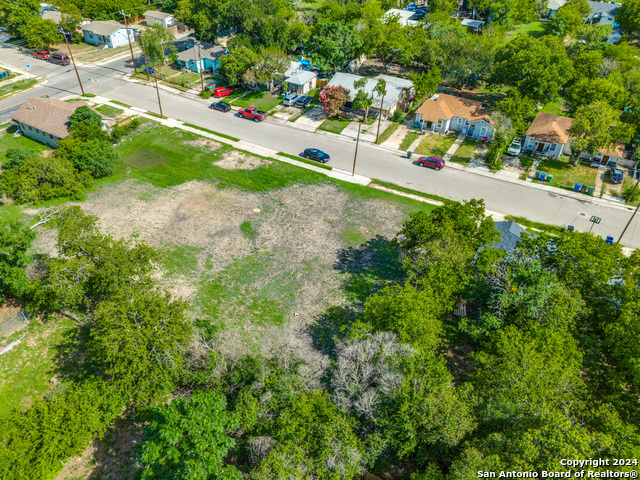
121, 10, 137, 74
60, 29, 84, 95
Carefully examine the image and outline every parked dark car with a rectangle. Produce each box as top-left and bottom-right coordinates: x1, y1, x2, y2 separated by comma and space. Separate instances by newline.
417, 156, 445, 170
303, 148, 330, 163
609, 167, 624, 184
210, 102, 230, 112
49, 52, 70, 65
295, 95, 313, 108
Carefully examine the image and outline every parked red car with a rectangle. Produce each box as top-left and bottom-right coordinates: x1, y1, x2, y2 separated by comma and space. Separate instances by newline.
33, 50, 51, 60
417, 156, 445, 170
213, 87, 233, 98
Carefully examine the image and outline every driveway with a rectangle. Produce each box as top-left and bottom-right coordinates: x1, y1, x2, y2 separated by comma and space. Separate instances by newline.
293, 106, 326, 132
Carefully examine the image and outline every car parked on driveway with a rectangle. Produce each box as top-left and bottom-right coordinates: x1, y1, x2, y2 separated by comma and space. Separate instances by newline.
33, 50, 51, 60
213, 87, 233, 98
210, 102, 230, 112
417, 156, 445, 170
609, 167, 624, 184
282, 94, 300, 106
507, 137, 522, 156
295, 95, 312, 108
303, 148, 330, 163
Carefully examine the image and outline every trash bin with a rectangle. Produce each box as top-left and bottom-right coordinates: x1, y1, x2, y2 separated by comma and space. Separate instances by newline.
535, 172, 541, 180
580, 185, 588, 194
407, 151, 413, 159
538, 172, 546, 182
546, 174, 553, 182
606, 236, 614, 245
587, 186, 595, 195
567, 225, 575, 232
574, 183, 581, 192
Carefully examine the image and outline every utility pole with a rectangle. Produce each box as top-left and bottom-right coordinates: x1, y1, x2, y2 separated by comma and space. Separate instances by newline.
121, 10, 137, 75
352, 122, 361, 176
152, 68, 164, 118
197, 45, 204, 93
617, 201, 640, 245
139, 34, 150, 81
60, 28, 84, 95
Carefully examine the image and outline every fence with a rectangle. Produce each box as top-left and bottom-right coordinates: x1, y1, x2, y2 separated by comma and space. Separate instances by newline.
0, 310, 30, 339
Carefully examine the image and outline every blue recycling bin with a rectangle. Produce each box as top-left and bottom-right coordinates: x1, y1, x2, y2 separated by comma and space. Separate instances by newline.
574, 183, 581, 192
538, 172, 546, 182
606, 236, 614, 245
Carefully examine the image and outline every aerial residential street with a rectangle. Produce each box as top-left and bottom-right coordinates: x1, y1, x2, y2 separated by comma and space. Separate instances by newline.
0, 47, 638, 247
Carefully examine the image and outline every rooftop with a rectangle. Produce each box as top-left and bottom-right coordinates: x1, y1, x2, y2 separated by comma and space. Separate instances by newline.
286, 70, 317, 85
326, 72, 414, 111
383, 9, 420, 26
587, 1, 621, 15
82, 20, 126, 37
176, 42, 227, 62
525, 112, 573, 144
12, 97, 90, 140
415, 93, 490, 123
493, 221, 528, 252
144, 10, 174, 20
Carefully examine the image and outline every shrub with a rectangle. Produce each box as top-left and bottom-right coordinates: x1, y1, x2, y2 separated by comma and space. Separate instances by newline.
391, 110, 406, 123
201, 89, 212, 99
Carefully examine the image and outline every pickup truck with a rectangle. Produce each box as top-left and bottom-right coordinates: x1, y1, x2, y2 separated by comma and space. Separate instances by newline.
238, 106, 267, 122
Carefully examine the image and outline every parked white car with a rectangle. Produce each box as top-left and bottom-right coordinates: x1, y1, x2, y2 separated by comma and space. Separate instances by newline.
282, 94, 301, 106
507, 138, 522, 156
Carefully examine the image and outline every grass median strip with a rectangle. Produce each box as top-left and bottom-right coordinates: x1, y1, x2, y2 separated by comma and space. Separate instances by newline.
110, 100, 131, 108
505, 215, 567, 235
370, 179, 453, 204
277, 152, 332, 170
183, 123, 240, 142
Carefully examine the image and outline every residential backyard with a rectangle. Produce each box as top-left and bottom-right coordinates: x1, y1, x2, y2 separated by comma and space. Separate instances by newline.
414, 133, 457, 157
535, 157, 598, 190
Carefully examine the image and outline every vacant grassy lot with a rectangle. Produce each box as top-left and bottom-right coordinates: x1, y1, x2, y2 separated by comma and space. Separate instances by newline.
376, 123, 400, 144
536, 157, 597, 189
232, 90, 282, 111
415, 133, 457, 157
0, 318, 77, 420
318, 116, 351, 134
507, 21, 546, 41
541, 99, 570, 116
0, 124, 49, 157
450, 138, 479, 165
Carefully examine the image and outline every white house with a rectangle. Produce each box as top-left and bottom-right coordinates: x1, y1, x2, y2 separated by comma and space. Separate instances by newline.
383, 9, 420, 26
414, 93, 493, 140
523, 112, 573, 159
82, 20, 134, 48
326, 72, 414, 115
144, 10, 175, 28
282, 61, 317, 94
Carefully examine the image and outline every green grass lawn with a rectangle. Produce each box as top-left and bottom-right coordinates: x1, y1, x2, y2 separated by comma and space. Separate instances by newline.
232, 90, 282, 111
110, 100, 131, 108
449, 138, 479, 166
0, 318, 77, 420
223, 87, 248, 102
0, 79, 38, 100
519, 155, 534, 171
400, 131, 420, 151
0, 73, 20, 83
318, 116, 351, 134
0, 125, 49, 157
95, 104, 124, 118
540, 99, 570, 116
375, 123, 400, 145
536, 157, 597, 189
415, 133, 457, 157
506, 21, 546, 42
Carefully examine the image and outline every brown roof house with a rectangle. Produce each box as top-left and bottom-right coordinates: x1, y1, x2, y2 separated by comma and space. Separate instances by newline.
11, 97, 90, 148
523, 112, 573, 159
414, 93, 493, 140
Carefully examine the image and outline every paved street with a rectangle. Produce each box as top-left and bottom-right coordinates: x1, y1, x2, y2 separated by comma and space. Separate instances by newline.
0, 48, 639, 248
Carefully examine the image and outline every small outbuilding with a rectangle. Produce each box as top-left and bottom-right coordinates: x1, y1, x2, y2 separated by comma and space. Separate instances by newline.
144, 10, 175, 28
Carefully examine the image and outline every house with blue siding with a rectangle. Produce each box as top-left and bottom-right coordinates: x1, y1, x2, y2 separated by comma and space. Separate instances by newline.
82, 20, 134, 48
414, 93, 493, 139
176, 42, 227, 73
11, 97, 91, 148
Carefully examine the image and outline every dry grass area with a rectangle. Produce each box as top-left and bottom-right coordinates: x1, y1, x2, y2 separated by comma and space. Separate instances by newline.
215, 150, 270, 170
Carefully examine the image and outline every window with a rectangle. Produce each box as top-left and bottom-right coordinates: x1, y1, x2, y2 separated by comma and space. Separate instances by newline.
436, 119, 443, 129
88, 32, 93, 39
480, 127, 486, 135
457, 118, 463, 124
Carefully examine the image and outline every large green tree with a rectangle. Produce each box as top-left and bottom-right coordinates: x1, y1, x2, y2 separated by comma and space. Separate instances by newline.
18, 17, 61, 49
491, 35, 573, 102
617, 0, 640, 38
0, 220, 35, 303
140, 392, 241, 479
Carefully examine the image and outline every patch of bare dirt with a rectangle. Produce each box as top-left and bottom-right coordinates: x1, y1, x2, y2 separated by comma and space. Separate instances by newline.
183, 137, 221, 152
215, 150, 270, 170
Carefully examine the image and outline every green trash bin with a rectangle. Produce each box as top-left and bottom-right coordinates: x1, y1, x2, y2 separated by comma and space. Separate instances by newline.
546, 174, 553, 182
587, 186, 595, 195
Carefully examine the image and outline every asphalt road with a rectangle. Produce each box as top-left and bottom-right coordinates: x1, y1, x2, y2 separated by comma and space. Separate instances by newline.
1, 47, 638, 248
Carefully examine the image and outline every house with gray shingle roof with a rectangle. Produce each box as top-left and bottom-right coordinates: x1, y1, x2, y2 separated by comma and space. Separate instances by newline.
493, 221, 528, 252
82, 20, 134, 48
11, 97, 90, 148
144, 10, 175, 28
